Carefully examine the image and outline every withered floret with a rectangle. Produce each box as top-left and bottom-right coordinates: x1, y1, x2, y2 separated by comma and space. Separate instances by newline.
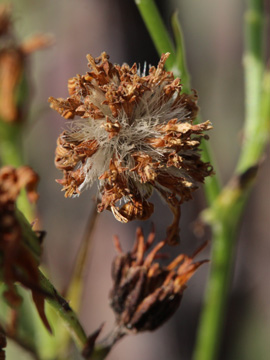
109, 228, 208, 333
49, 52, 213, 244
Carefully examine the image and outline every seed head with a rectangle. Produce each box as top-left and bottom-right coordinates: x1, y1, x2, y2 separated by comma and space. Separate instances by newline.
49, 52, 213, 244
109, 227, 208, 334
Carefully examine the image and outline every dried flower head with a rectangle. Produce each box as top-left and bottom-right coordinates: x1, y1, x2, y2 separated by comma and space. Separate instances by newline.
49, 52, 213, 244
109, 227, 207, 334
0, 166, 51, 332
0, 4, 52, 123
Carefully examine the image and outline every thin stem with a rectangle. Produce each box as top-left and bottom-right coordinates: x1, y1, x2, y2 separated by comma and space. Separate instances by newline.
56, 208, 99, 357
197, 115, 222, 205
38, 271, 88, 351
135, 0, 177, 73
67, 208, 98, 312
171, 12, 191, 92
171, 12, 222, 203
238, 0, 265, 172
193, 1, 267, 359
193, 187, 249, 360
241, 0, 264, 139
134, 0, 221, 204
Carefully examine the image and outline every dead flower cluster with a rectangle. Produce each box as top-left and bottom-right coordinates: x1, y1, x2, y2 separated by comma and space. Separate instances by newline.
49, 52, 212, 244
109, 227, 207, 335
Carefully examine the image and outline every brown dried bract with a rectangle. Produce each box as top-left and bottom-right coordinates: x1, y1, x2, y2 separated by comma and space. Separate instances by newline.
109, 227, 208, 333
49, 52, 213, 244
110, 228, 206, 334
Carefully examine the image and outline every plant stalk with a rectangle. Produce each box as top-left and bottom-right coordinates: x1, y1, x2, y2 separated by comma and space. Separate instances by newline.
38, 271, 88, 351
193, 1, 267, 359
135, 0, 177, 72
134, 0, 221, 204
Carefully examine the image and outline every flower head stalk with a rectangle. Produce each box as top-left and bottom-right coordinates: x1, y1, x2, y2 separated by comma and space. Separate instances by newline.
49, 52, 212, 244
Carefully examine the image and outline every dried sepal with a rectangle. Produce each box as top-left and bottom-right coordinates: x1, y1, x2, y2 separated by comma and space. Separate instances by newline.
50, 52, 213, 244
109, 228, 208, 333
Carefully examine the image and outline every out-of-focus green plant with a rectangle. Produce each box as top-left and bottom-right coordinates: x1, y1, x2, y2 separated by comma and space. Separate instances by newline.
135, 1, 270, 360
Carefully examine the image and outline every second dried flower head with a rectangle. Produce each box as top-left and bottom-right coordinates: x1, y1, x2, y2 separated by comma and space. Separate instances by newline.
110, 228, 208, 334
49, 52, 212, 244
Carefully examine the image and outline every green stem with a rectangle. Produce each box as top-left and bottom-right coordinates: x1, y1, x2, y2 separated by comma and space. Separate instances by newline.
197, 115, 222, 205
171, 12, 190, 92
38, 271, 88, 351
134, 0, 221, 204
238, 0, 265, 172
193, 1, 267, 359
193, 187, 249, 360
67, 209, 98, 312
135, 0, 177, 73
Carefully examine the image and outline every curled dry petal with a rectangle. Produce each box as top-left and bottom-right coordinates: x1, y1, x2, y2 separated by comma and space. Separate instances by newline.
49, 52, 213, 244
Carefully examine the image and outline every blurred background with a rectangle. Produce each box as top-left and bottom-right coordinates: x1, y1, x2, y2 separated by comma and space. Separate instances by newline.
2, 0, 270, 359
